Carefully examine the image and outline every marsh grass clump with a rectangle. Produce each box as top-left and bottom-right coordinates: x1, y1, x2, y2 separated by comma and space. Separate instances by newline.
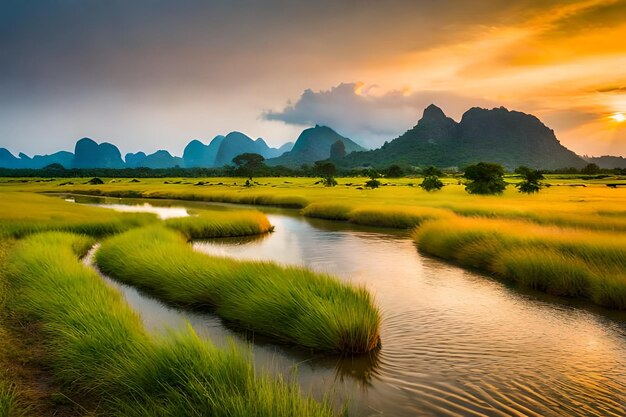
0, 192, 156, 238
302, 203, 453, 229
96, 226, 381, 353
413, 217, 626, 309
165, 210, 273, 239
5, 232, 339, 416
349, 206, 452, 229
302, 203, 353, 221
0, 380, 30, 417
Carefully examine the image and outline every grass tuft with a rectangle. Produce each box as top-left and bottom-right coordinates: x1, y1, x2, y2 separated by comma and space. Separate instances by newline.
164, 210, 273, 239
302, 203, 453, 229
413, 217, 626, 309
96, 226, 381, 353
5, 232, 339, 416
0, 192, 156, 239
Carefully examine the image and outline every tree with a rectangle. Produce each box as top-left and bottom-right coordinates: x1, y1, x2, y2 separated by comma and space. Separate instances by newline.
384, 164, 404, 178
419, 166, 444, 192
232, 153, 265, 179
515, 166, 544, 194
314, 161, 337, 187
464, 162, 507, 195
364, 169, 381, 188
313, 161, 337, 177
581, 163, 600, 175
329, 140, 346, 160
422, 166, 442, 177
43, 163, 65, 171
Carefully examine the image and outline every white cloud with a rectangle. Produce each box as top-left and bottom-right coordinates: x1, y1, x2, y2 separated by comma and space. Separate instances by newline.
263, 82, 494, 148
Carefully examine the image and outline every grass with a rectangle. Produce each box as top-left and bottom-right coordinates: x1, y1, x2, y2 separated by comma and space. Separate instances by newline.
164, 210, 273, 239
0, 239, 32, 417
302, 203, 353, 221
0, 192, 156, 238
5, 232, 340, 416
413, 216, 626, 309
0, 380, 29, 417
95, 226, 381, 353
302, 203, 453, 229
6, 175, 624, 232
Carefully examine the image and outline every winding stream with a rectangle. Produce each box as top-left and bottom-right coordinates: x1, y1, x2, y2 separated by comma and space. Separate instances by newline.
75, 196, 626, 417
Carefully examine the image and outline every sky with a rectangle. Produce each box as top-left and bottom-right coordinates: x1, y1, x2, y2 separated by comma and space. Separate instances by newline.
1, 0, 625, 157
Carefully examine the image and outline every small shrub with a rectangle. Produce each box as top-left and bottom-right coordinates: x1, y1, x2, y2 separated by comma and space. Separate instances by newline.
365, 179, 380, 189
419, 176, 444, 192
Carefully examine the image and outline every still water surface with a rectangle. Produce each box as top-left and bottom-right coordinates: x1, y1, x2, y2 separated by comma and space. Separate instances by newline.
78, 197, 626, 417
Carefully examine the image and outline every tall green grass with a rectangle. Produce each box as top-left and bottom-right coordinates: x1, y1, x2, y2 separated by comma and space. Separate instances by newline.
302, 203, 353, 221
349, 206, 452, 229
74, 188, 311, 209
5, 232, 339, 416
0, 380, 30, 417
0, 239, 28, 417
413, 217, 626, 309
0, 192, 156, 238
165, 210, 273, 239
303, 202, 453, 229
96, 226, 381, 353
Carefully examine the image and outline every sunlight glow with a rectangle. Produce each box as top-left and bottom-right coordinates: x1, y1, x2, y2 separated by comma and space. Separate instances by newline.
610, 112, 626, 123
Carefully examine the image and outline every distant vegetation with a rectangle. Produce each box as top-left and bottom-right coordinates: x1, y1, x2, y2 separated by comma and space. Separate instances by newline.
419, 166, 444, 192
464, 162, 507, 195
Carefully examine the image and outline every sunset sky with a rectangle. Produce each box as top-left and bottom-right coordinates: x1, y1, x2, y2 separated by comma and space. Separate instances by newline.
1, 0, 625, 157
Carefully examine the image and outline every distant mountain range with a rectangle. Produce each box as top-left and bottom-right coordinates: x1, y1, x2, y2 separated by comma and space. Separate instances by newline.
266, 125, 366, 167
0, 134, 294, 170
1, 105, 625, 170
341, 105, 589, 170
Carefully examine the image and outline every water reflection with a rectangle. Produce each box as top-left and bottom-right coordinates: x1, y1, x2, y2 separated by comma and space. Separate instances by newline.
71, 195, 190, 219
77, 198, 626, 417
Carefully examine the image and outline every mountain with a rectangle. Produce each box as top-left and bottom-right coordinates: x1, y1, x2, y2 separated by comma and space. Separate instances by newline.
182, 135, 224, 167
213, 132, 283, 166
0, 148, 21, 168
342, 105, 587, 170
266, 125, 366, 167
125, 152, 147, 168
126, 150, 182, 168
24, 151, 74, 168
584, 155, 626, 169
72, 138, 125, 169
277, 141, 294, 155
141, 150, 182, 168
0, 149, 74, 169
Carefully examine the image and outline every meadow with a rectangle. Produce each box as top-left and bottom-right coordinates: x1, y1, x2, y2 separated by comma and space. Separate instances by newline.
5, 232, 339, 416
1, 174, 626, 414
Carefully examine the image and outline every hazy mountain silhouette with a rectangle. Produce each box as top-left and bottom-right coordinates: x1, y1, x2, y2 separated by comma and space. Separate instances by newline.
266, 125, 366, 167
125, 152, 147, 168
126, 150, 182, 168
183, 136, 224, 168
23, 151, 74, 169
342, 105, 587, 169
0, 148, 74, 169
0, 107, 619, 170
584, 155, 626, 169
213, 132, 283, 166
72, 138, 125, 169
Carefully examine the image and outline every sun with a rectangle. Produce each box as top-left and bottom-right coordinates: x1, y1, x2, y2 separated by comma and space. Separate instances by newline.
610, 112, 625, 123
